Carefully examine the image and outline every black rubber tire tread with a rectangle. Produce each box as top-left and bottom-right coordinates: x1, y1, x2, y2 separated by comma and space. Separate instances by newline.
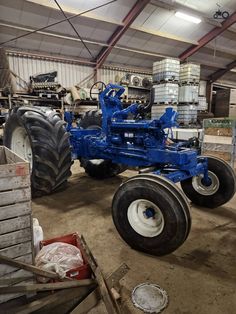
79, 109, 102, 129
127, 174, 191, 241
4, 106, 72, 197
181, 156, 236, 208
79, 110, 126, 179
222, 11, 229, 19
112, 176, 190, 256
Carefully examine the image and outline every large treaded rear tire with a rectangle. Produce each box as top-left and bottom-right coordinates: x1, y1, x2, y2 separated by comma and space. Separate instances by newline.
79, 110, 126, 179
4, 106, 72, 197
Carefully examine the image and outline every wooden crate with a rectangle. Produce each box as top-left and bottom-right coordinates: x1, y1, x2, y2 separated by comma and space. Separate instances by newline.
202, 118, 236, 168
0, 146, 34, 303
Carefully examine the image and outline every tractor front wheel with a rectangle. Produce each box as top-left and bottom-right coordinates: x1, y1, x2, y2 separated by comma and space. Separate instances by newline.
79, 110, 126, 179
181, 156, 236, 208
112, 174, 191, 256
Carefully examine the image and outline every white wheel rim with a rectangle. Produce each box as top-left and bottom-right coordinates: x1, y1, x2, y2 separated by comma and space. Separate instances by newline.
192, 171, 219, 196
11, 127, 33, 169
127, 199, 164, 237
89, 159, 104, 165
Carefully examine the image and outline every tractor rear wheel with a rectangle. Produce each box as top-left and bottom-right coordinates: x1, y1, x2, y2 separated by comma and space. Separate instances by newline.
181, 156, 236, 208
79, 110, 126, 179
112, 174, 191, 256
4, 106, 72, 197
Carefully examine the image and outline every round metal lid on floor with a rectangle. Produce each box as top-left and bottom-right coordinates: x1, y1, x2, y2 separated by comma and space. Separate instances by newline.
131, 283, 168, 313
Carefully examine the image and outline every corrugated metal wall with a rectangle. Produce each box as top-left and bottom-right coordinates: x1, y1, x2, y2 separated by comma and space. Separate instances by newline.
7, 52, 152, 91
7, 53, 94, 90
97, 67, 152, 85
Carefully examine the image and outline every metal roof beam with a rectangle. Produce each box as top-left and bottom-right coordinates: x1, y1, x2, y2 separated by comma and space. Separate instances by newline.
0, 21, 167, 59
209, 60, 236, 82
179, 11, 236, 60
95, 0, 151, 69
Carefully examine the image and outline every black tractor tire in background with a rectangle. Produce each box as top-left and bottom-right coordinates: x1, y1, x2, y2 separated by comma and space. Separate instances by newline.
79, 110, 126, 179
181, 156, 236, 208
4, 106, 72, 197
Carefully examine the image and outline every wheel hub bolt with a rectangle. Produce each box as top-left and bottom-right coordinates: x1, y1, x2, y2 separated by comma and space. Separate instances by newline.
143, 207, 155, 219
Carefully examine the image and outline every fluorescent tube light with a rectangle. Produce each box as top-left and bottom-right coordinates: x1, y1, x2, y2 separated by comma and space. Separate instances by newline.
175, 11, 201, 24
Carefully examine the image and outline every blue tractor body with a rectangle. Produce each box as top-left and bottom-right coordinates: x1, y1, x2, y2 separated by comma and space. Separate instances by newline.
66, 84, 209, 184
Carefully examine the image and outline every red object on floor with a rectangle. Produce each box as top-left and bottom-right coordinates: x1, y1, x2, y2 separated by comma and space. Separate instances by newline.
40, 232, 92, 280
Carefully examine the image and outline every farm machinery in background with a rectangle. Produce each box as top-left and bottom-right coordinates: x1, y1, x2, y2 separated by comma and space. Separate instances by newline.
28, 71, 66, 99
4, 83, 236, 256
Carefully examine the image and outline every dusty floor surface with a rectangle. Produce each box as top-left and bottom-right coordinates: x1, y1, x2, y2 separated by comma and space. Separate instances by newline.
33, 161, 236, 314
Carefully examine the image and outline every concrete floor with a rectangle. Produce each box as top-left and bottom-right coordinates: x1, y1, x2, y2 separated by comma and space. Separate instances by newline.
33, 161, 236, 314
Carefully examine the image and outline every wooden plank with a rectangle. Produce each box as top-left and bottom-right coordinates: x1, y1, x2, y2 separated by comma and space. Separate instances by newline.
0, 254, 33, 277
0, 242, 32, 259
106, 263, 130, 289
0, 268, 34, 304
204, 127, 233, 137
0, 202, 31, 220
0, 279, 96, 294
0, 147, 6, 164
95, 267, 120, 314
4, 146, 28, 164
14, 286, 93, 314
0, 176, 30, 191
0, 162, 30, 179
0, 255, 61, 280
203, 135, 233, 144
0, 228, 32, 249
61, 263, 129, 314
202, 151, 232, 162
0, 215, 31, 235
0, 276, 33, 286
0, 280, 34, 304
0, 188, 31, 207
70, 288, 100, 314
80, 236, 120, 314
0, 269, 32, 281
202, 142, 234, 153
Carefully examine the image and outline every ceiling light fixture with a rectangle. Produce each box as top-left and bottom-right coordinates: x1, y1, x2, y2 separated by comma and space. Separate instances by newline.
175, 11, 201, 24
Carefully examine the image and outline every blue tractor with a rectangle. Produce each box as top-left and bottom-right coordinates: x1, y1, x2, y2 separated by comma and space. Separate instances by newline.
4, 84, 236, 255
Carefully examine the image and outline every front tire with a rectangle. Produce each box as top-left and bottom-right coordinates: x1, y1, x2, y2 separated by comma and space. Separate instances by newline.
222, 11, 229, 19
112, 175, 191, 256
79, 110, 126, 179
4, 107, 72, 197
181, 156, 236, 208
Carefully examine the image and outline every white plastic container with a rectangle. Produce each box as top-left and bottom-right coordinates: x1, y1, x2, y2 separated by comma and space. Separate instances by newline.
230, 89, 236, 104
177, 104, 198, 124
153, 59, 180, 74
179, 85, 199, 103
199, 81, 207, 96
33, 218, 44, 255
153, 71, 179, 83
229, 104, 236, 117
172, 128, 203, 140
180, 63, 200, 82
153, 83, 179, 104
198, 96, 208, 111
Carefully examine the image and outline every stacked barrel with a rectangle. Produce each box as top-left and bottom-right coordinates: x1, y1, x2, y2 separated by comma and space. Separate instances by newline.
151, 58, 180, 118
178, 63, 200, 125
